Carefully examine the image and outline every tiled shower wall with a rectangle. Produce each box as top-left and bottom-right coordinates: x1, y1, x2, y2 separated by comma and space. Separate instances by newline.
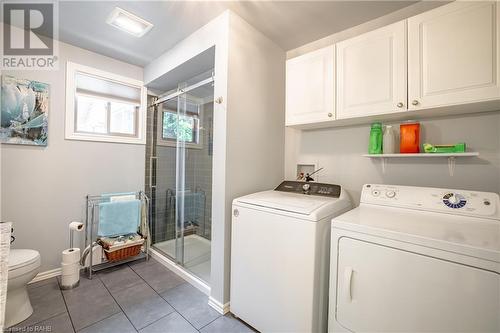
145, 100, 214, 244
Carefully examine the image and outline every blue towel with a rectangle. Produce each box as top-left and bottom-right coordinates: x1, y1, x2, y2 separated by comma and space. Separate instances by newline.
98, 199, 141, 237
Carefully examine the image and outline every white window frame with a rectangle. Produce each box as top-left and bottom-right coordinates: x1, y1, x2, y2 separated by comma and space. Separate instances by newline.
65, 61, 147, 144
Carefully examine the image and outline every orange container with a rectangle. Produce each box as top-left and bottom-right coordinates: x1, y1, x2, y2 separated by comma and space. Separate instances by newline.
400, 122, 420, 153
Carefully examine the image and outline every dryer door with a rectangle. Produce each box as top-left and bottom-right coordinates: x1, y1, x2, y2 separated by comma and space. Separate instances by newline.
335, 237, 499, 332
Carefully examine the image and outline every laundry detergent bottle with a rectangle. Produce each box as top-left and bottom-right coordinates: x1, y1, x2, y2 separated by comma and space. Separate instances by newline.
369, 122, 383, 154
400, 121, 420, 153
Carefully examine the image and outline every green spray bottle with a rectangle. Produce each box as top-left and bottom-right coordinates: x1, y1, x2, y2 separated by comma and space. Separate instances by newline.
369, 122, 383, 154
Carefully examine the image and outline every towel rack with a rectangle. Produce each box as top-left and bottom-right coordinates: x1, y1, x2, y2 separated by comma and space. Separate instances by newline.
165, 187, 207, 238
84, 191, 151, 279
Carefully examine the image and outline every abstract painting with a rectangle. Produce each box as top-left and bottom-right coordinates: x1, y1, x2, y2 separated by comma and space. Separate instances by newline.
1, 75, 49, 146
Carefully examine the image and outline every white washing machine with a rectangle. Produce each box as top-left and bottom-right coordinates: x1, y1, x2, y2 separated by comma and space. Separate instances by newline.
329, 184, 500, 333
231, 181, 352, 333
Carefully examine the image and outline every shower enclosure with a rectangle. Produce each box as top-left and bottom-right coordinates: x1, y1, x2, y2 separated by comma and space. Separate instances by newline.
147, 71, 214, 283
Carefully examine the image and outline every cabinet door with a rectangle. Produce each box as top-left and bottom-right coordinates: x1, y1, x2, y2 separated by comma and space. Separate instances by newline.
285, 45, 334, 126
336, 21, 407, 119
408, 1, 500, 109
335, 238, 500, 332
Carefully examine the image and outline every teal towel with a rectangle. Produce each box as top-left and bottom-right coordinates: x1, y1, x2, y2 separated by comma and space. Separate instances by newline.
98, 199, 141, 237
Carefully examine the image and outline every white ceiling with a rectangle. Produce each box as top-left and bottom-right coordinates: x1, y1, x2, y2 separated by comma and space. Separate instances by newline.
58, 1, 417, 67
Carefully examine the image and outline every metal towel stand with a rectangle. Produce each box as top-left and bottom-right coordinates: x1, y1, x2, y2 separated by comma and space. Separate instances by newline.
83, 191, 151, 279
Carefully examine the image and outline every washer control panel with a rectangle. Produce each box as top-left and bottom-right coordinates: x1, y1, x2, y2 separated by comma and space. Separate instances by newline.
361, 184, 500, 220
275, 181, 341, 198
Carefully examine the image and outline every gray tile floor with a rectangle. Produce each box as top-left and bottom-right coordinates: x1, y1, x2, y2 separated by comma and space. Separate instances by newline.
7, 258, 256, 333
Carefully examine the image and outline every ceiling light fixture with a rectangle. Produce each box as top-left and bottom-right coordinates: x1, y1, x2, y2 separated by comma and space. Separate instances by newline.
106, 7, 153, 37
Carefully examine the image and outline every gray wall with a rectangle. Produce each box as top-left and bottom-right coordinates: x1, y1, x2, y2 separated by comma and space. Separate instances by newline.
285, 111, 500, 205
1, 40, 145, 272
286, 1, 448, 59
220, 12, 286, 304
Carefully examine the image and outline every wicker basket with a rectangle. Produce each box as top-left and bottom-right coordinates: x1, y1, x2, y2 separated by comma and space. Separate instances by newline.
104, 244, 142, 262
102, 238, 145, 262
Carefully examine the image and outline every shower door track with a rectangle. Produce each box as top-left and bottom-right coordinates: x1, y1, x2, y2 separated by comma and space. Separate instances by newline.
152, 75, 214, 106
149, 247, 211, 296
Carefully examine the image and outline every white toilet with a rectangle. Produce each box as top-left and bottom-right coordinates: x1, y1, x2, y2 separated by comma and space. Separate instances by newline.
5, 249, 41, 328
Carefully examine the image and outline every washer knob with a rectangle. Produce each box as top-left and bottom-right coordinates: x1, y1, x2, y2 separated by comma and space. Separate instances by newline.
386, 190, 396, 198
302, 183, 311, 192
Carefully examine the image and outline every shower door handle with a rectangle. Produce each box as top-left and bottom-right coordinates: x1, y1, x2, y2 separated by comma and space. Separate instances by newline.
149, 156, 157, 189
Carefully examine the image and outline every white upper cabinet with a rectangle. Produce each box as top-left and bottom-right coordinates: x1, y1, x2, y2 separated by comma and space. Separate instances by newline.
336, 21, 407, 119
285, 1, 500, 128
286, 45, 334, 126
408, 1, 500, 110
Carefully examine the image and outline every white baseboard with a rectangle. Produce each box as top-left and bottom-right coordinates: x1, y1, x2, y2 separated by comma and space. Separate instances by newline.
29, 268, 61, 284
149, 248, 211, 296
208, 296, 230, 315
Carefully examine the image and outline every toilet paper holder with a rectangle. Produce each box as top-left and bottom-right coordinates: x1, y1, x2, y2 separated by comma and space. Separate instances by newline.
68, 221, 84, 250
61, 222, 84, 290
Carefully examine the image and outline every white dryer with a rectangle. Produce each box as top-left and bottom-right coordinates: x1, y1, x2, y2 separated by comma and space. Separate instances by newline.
231, 181, 352, 333
329, 184, 500, 333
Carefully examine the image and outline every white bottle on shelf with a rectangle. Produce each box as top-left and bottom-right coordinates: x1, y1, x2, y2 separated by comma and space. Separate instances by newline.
383, 125, 397, 154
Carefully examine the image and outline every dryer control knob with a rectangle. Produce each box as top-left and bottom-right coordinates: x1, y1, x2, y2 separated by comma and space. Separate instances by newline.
443, 193, 467, 208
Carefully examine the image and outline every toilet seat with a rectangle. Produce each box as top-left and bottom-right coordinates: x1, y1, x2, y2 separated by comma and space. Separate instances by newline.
8, 249, 41, 279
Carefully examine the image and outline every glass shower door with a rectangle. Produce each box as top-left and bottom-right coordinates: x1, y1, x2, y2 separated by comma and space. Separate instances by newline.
151, 93, 188, 264
174, 87, 188, 266
175, 80, 214, 283
150, 97, 178, 261
151, 72, 214, 284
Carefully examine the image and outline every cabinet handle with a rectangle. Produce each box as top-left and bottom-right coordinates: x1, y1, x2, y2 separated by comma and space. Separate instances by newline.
327, 113, 333, 118
344, 266, 353, 302
397, 102, 404, 108
411, 100, 419, 106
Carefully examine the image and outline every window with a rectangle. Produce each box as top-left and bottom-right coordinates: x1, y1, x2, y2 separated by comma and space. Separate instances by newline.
162, 112, 199, 143
75, 94, 138, 136
157, 97, 202, 148
65, 61, 146, 144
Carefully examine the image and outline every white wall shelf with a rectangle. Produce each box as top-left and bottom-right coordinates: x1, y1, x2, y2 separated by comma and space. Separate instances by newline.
363, 152, 480, 176
363, 153, 479, 158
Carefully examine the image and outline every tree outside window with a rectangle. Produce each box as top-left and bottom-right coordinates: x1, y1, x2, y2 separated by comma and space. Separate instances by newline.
162, 111, 198, 144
